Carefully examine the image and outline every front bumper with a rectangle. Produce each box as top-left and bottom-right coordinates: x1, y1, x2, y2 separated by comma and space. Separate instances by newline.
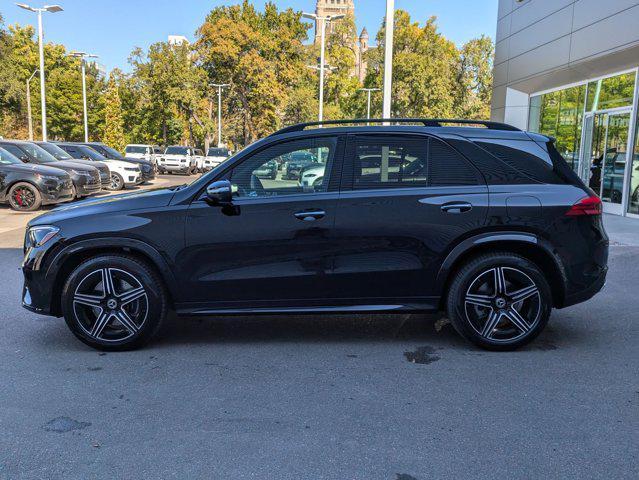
160, 163, 191, 173
41, 180, 75, 205
75, 175, 102, 196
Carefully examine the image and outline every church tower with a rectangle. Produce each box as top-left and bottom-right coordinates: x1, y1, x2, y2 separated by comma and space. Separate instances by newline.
314, 0, 356, 43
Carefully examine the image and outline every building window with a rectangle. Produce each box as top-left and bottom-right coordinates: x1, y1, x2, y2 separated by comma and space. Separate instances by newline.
528, 84, 586, 171
585, 72, 635, 112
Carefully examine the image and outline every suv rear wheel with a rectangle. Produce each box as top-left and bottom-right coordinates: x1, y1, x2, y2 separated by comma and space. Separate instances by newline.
61, 255, 168, 351
446, 252, 552, 351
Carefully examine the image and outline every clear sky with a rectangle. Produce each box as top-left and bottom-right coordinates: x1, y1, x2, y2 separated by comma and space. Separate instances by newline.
1, 0, 499, 72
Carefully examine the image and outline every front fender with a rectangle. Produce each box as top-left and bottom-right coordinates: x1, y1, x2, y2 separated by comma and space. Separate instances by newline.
45, 236, 180, 301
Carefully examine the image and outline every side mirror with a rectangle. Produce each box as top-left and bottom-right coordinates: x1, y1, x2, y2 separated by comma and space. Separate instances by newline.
21, 156, 30, 163
206, 180, 233, 205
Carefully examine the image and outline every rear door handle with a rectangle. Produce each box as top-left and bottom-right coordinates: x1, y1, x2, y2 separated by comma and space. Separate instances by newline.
294, 210, 326, 221
441, 202, 473, 214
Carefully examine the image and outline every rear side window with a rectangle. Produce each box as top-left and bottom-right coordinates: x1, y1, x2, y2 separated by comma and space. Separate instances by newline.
350, 136, 480, 190
475, 139, 564, 184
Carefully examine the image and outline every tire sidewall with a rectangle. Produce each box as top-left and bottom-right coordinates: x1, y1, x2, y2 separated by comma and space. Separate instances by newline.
447, 253, 552, 351
61, 255, 167, 351
109, 173, 124, 191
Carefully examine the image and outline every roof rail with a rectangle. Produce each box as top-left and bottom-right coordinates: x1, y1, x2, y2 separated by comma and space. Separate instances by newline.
272, 118, 521, 136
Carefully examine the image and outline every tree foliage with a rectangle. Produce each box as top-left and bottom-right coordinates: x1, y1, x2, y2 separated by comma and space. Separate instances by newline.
0, 5, 495, 149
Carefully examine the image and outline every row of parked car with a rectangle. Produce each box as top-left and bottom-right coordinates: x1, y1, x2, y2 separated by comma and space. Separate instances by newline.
0, 141, 233, 212
124, 144, 232, 175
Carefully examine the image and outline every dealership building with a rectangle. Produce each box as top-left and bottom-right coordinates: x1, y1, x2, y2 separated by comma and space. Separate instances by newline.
491, 0, 639, 217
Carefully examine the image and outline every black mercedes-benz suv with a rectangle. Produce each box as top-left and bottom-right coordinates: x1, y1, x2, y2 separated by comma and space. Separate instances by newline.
0, 140, 102, 198
21, 119, 609, 351
0, 146, 74, 211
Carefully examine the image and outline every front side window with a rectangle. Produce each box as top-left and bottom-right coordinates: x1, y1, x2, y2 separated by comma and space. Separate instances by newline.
0, 147, 21, 165
231, 137, 337, 198
351, 136, 479, 190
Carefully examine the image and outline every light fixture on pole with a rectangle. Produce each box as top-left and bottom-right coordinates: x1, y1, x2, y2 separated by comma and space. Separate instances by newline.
26, 69, 39, 141
302, 12, 344, 122
69, 51, 98, 142
210, 83, 230, 148
382, 0, 395, 121
16, 3, 64, 141
359, 88, 381, 122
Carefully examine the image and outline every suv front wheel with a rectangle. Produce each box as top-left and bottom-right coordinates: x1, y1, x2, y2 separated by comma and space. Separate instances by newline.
61, 254, 168, 350
446, 252, 552, 351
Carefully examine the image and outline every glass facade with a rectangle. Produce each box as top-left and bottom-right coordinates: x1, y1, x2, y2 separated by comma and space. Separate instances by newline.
529, 84, 586, 170
529, 71, 639, 215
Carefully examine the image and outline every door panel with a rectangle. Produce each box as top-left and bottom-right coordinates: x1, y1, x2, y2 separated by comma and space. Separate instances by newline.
330, 134, 489, 301
180, 194, 339, 305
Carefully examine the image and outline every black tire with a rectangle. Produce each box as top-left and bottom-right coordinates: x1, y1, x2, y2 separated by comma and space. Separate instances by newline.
8, 182, 42, 212
446, 252, 552, 351
108, 172, 124, 191
61, 254, 168, 351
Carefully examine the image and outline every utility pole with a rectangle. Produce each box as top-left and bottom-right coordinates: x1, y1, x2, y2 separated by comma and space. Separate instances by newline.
382, 0, 395, 120
210, 83, 230, 148
16, 3, 64, 141
26, 69, 38, 141
359, 88, 381, 123
69, 51, 98, 142
302, 12, 344, 122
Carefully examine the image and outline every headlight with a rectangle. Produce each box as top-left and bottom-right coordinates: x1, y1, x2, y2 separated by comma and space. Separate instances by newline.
27, 226, 59, 248
37, 174, 63, 181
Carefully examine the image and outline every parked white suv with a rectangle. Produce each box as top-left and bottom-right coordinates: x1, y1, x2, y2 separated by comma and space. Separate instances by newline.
125, 144, 161, 170
56, 143, 142, 191
158, 146, 197, 175
194, 149, 205, 173
203, 147, 232, 172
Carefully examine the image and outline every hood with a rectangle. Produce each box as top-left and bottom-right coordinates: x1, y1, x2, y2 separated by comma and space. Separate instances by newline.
53, 160, 98, 173
3, 162, 70, 177
66, 158, 109, 171
123, 157, 151, 165
104, 159, 140, 170
29, 187, 177, 227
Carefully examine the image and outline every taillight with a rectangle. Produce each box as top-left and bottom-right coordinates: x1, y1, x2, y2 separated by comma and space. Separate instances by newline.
565, 195, 602, 216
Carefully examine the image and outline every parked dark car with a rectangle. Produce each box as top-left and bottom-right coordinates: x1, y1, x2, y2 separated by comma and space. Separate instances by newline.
0, 146, 74, 211
283, 151, 317, 180
21, 119, 608, 351
55, 143, 141, 191
36, 141, 111, 187
253, 159, 278, 180
0, 140, 102, 198
82, 142, 155, 183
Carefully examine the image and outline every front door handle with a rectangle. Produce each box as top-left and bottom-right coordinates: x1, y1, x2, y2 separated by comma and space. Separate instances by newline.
294, 210, 326, 221
441, 202, 473, 214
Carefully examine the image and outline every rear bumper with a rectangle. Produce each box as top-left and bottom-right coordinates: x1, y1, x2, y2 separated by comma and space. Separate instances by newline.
562, 266, 608, 308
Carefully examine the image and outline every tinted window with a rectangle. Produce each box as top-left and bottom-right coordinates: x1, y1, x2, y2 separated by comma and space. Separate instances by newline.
207, 148, 229, 157
1, 144, 28, 161
231, 137, 337, 198
126, 146, 147, 154
476, 139, 563, 184
38, 142, 73, 160
165, 146, 188, 155
0, 147, 21, 164
351, 136, 479, 190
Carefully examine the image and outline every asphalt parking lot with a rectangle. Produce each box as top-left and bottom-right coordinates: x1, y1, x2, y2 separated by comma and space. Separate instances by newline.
0, 183, 638, 479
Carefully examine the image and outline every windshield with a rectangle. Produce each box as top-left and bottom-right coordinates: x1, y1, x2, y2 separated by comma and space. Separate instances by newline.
38, 142, 73, 160
125, 146, 148, 154
77, 145, 108, 161
20, 143, 58, 164
99, 144, 124, 159
165, 146, 188, 155
207, 148, 229, 157
0, 147, 21, 165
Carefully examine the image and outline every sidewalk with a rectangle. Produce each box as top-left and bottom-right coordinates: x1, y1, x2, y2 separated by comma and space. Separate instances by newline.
604, 214, 639, 246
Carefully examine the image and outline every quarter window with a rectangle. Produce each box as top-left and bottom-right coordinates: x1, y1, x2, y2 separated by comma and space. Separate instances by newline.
351, 136, 479, 190
231, 137, 337, 198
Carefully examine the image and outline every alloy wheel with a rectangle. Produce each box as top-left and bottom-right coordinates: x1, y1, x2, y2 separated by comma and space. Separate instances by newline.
72, 268, 149, 342
464, 267, 541, 343
10, 185, 36, 210
110, 174, 123, 190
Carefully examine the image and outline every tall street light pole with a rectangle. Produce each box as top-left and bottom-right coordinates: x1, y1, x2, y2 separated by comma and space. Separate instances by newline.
382, 0, 395, 120
359, 88, 381, 122
302, 12, 344, 122
26, 69, 39, 141
210, 83, 230, 148
69, 51, 98, 142
16, 3, 64, 141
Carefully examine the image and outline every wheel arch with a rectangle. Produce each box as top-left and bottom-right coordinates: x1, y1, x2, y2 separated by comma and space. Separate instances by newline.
436, 232, 567, 309
46, 237, 179, 316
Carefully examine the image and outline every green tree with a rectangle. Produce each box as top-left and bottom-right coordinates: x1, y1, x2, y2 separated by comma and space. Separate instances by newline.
102, 70, 126, 152
456, 35, 494, 119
